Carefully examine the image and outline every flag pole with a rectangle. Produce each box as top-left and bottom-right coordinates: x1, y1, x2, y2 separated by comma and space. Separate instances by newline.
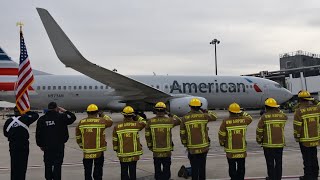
16, 21, 24, 32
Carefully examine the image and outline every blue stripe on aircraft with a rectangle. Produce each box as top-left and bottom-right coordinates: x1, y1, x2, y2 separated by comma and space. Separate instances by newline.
0, 54, 11, 61
244, 78, 253, 83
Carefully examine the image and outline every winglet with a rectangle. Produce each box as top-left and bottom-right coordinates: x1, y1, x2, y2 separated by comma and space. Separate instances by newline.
36, 8, 84, 67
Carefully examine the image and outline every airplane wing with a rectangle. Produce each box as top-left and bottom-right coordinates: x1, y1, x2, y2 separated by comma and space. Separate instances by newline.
36, 8, 171, 100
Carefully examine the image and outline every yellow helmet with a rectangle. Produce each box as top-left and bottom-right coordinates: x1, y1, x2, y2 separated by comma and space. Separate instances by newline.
228, 103, 242, 113
298, 90, 314, 101
189, 98, 202, 107
87, 104, 98, 112
265, 98, 280, 108
155, 102, 166, 109
122, 106, 135, 116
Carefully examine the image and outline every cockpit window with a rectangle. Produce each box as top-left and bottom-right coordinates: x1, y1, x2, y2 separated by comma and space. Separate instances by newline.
274, 84, 282, 88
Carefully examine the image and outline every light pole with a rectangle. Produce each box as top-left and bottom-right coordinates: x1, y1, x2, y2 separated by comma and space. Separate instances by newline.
210, 39, 220, 75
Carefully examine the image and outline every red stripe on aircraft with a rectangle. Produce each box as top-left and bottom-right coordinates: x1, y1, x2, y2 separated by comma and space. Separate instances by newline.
0, 68, 18, 75
0, 82, 34, 91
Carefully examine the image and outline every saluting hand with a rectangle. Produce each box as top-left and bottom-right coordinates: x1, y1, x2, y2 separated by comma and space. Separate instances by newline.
58, 107, 66, 113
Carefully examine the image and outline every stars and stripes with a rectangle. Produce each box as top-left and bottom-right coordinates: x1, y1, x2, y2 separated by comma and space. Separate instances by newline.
15, 30, 34, 114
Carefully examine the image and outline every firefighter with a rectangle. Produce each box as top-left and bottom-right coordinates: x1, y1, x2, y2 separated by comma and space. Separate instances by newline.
218, 103, 252, 180
256, 98, 288, 180
180, 98, 217, 180
145, 102, 181, 180
76, 104, 113, 180
36, 102, 76, 180
3, 106, 39, 180
113, 106, 146, 180
294, 90, 320, 180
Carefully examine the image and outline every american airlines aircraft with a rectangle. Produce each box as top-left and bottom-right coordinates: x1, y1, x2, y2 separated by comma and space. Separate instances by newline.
0, 8, 292, 116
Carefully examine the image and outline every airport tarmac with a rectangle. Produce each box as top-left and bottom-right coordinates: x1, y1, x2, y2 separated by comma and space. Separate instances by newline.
0, 110, 317, 180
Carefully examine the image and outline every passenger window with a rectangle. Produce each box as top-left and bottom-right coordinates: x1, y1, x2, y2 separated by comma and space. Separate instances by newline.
95, 86, 98, 89
68, 86, 71, 90
100, 86, 103, 90
74, 86, 77, 90
37, 86, 40, 90
58, 86, 61, 90
89, 86, 92, 90
105, 86, 108, 89
53, 86, 56, 90
84, 86, 87, 90
42, 86, 46, 90
79, 86, 82, 90
48, 86, 51, 90
63, 86, 66, 90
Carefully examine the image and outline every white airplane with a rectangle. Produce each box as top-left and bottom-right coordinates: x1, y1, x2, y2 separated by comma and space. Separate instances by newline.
0, 8, 292, 116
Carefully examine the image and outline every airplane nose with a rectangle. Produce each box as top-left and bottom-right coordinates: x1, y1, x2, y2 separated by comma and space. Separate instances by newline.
279, 88, 293, 103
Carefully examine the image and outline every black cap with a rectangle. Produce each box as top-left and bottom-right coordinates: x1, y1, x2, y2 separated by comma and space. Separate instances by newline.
48, 102, 57, 109
13, 106, 19, 113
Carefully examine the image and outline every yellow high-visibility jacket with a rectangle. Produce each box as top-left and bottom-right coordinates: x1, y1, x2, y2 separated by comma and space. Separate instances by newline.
294, 102, 320, 147
218, 112, 252, 159
113, 116, 146, 162
256, 109, 287, 148
180, 110, 217, 154
76, 114, 113, 159
145, 113, 181, 157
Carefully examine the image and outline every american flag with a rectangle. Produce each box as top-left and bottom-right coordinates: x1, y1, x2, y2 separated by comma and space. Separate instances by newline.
15, 30, 34, 114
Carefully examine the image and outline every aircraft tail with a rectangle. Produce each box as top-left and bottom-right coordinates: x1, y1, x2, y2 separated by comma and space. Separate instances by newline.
0, 47, 18, 95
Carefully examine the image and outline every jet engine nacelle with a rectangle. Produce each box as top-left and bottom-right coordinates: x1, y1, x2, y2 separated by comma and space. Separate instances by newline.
169, 97, 208, 116
105, 100, 126, 111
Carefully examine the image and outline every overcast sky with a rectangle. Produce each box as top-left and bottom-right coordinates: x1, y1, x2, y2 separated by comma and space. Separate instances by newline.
1, 0, 320, 76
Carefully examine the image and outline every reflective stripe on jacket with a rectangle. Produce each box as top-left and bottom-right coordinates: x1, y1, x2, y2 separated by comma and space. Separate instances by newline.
180, 110, 217, 154
76, 115, 113, 159
218, 112, 252, 158
294, 102, 320, 147
113, 116, 146, 162
145, 113, 181, 157
256, 109, 287, 148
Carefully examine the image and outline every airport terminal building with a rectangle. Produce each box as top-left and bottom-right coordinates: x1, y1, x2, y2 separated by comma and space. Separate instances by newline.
245, 50, 320, 99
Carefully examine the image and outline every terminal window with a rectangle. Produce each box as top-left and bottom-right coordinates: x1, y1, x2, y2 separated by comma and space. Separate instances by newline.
286, 61, 293, 69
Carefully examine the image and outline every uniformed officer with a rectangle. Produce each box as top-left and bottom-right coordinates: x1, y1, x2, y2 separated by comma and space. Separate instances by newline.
218, 103, 252, 180
113, 106, 146, 180
256, 98, 288, 180
76, 104, 113, 180
36, 102, 76, 180
293, 90, 320, 180
3, 106, 39, 180
180, 98, 217, 180
145, 102, 181, 180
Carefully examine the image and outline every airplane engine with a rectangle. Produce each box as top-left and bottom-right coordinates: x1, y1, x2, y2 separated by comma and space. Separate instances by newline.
105, 100, 126, 111
169, 97, 208, 116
